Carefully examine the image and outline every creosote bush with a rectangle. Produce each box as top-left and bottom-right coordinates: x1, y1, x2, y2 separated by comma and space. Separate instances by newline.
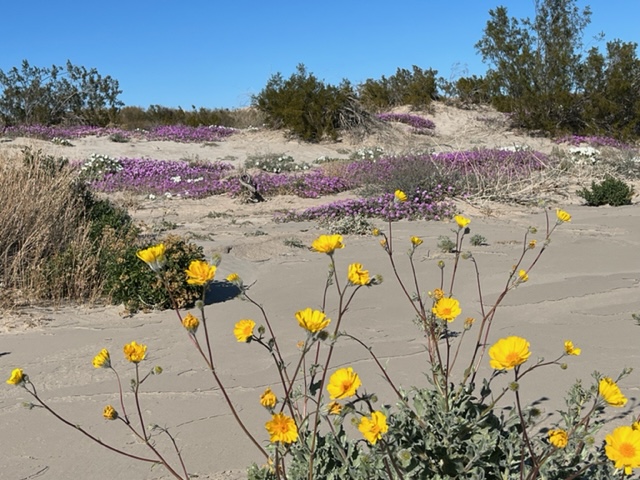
7, 202, 640, 479
577, 176, 634, 206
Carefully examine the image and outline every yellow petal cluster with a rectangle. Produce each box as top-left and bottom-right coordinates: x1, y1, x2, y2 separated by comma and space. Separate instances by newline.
358, 411, 388, 445
605, 425, 640, 475
489, 336, 531, 370
185, 260, 216, 285
182, 313, 200, 333
599, 377, 628, 407
548, 429, 568, 448
265, 413, 298, 444
394, 190, 407, 202
226, 273, 240, 283
327, 367, 361, 400
123, 341, 147, 363
234, 319, 256, 342
432, 297, 462, 322
92, 349, 111, 368
347, 263, 370, 286
260, 387, 277, 409
103, 405, 118, 420
454, 215, 470, 229
136, 244, 166, 272
311, 234, 344, 254
327, 401, 342, 415
518, 269, 529, 283
295, 308, 330, 333
6, 368, 24, 385
556, 209, 572, 223
410, 236, 423, 246
564, 340, 581, 356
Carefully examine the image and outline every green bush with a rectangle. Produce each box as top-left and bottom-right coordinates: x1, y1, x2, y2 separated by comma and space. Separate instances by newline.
252, 64, 369, 142
101, 234, 206, 312
359, 66, 438, 111
577, 176, 634, 206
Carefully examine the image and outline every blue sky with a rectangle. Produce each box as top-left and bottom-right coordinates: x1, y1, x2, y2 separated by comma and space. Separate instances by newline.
1, 1, 638, 110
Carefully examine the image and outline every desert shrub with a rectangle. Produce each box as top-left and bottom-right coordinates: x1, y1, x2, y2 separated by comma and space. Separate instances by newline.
0, 148, 133, 303
437, 235, 457, 253
115, 106, 266, 130
252, 64, 372, 142
359, 65, 438, 111
577, 176, 634, 206
0, 59, 122, 126
319, 214, 375, 236
470, 233, 488, 246
77, 153, 123, 181
102, 234, 206, 312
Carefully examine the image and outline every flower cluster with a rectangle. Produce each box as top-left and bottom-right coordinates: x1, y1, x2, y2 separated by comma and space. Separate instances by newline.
556, 134, 634, 150
376, 112, 436, 133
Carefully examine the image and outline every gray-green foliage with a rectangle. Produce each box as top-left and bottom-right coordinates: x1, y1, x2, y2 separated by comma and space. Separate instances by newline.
0, 59, 123, 126
320, 214, 375, 236
245, 153, 311, 173
577, 176, 634, 206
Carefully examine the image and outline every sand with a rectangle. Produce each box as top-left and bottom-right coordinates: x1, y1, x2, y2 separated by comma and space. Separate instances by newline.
1, 104, 639, 479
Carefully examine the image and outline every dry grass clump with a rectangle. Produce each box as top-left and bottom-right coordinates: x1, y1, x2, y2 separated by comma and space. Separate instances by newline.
0, 149, 106, 304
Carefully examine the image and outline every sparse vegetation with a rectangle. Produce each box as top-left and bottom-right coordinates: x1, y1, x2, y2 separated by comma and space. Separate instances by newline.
577, 176, 634, 206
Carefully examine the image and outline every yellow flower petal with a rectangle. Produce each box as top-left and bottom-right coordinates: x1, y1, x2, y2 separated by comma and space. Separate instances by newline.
548, 429, 568, 448
182, 313, 200, 333
92, 349, 111, 368
327, 367, 361, 400
358, 411, 388, 445
260, 387, 277, 409
564, 340, 581, 356
432, 297, 461, 322
489, 336, 531, 370
599, 377, 628, 407
605, 425, 640, 474
311, 234, 344, 254
234, 319, 256, 342
136, 244, 166, 272
295, 308, 330, 333
185, 260, 216, 286
347, 263, 370, 286
123, 341, 147, 363
556, 209, 572, 223
454, 215, 470, 229
6, 368, 24, 385
103, 405, 118, 420
265, 413, 298, 444
394, 190, 407, 202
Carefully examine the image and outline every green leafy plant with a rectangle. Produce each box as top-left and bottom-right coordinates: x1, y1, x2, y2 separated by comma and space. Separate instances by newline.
245, 153, 311, 173
101, 234, 206, 312
252, 64, 372, 142
437, 235, 457, 253
320, 214, 375, 235
470, 233, 488, 246
577, 176, 634, 206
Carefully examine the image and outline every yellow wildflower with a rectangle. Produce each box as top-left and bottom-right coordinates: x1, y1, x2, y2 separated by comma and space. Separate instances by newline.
123, 341, 147, 363
518, 269, 529, 283
265, 413, 298, 444
454, 215, 470, 229
347, 263, 370, 286
464, 317, 475, 330
556, 209, 572, 223
372, 228, 380, 236
605, 425, 640, 475
599, 377, 628, 407
234, 319, 256, 342
528, 240, 537, 249
226, 273, 240, 283
92, 349, 111, 368
410, 236, 423, 246
6, 368, 24, 385
327, 402, 342, 415
564, 340, 581, 356
327, 367, 361, 400
431, 288, 444, 300
103, 405, 118, 420
295, 308, 330, 333
185, 259, 216, 285
260, 387, 277, 409
548, 429, 568, 448
394, 190, 407, 202
432, 297, 462, 322
136, 243, 166, 272
358, 411, 388, 445
311, 234, 344, 254
489, 336, 531, 370
182, 313, 200, 333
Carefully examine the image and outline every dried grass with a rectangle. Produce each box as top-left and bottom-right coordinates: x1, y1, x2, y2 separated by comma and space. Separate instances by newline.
0, 149, 105, 305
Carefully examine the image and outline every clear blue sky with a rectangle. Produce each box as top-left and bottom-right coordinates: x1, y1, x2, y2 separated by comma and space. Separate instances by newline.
1, 1, 638, 110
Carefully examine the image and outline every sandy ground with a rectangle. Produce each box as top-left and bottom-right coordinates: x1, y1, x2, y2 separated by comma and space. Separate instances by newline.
1, 104, 639, 479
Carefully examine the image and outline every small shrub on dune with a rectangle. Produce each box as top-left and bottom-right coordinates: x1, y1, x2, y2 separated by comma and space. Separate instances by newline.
577, 176, 634, 206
